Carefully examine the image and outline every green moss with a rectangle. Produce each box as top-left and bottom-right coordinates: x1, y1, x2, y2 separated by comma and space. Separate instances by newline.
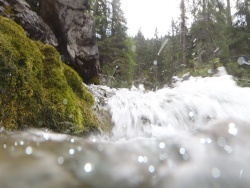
0, 16, 99, 134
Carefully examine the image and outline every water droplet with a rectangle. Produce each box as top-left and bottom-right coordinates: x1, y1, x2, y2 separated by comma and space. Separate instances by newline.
240, 169, 244, 178
159, 142, 165, 149
217, 137, 226, 147
189, 111, 194, 117
168, 159, 175, 168
228, 123, 238, 136
70, 138, 75, 143
212, 168, 221, 178
138, 156, 144, 163
43, 134, 49, 141
131, 45, 136, 52
58, 156, 64, 165
20, 141, 24, 146
149, 165, 155, 173
200, 138, 206, 144
179, 147, 186, 155
69, 149, 75, 155
11, 146, 15, 151
138, 156, 148, 163
206, 138, 212, 144
25, 146, 33, 155
98, 145, 104, 152
77, 146, 82, 152
63, 99, 68, 105
159, 153, 168, 161
224, 145, 233, 154
84, 163, 92, 173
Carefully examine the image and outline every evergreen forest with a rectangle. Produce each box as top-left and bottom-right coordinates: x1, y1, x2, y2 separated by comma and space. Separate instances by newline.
91, 0, 250, 89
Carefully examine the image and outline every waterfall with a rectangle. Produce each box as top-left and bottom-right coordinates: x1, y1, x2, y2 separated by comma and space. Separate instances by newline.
1, 67, 250, 188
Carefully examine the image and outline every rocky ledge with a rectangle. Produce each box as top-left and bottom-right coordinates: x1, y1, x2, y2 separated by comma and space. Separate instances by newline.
0, 0, 100, 84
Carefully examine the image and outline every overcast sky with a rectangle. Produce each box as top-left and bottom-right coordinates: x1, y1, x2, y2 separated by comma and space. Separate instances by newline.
120, 0, 180, 38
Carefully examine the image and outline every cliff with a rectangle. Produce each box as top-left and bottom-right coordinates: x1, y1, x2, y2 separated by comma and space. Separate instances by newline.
0, 0, 100, 83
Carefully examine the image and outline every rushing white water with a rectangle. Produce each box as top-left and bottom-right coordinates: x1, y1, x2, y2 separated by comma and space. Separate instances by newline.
108, 67, 250, 139
0, 67, 250, 188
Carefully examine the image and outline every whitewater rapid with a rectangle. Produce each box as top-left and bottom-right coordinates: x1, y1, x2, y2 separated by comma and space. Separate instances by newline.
0, 67, 250, 188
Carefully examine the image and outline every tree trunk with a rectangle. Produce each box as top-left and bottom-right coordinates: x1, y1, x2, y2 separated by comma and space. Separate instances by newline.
226, 0, 232, 26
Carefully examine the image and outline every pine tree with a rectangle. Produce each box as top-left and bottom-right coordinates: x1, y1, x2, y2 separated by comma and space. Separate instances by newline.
91, 0, 135, 87
180, 0, 188, 66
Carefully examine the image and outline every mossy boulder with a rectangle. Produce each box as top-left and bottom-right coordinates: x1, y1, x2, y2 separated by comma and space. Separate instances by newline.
0, 16, 98, 134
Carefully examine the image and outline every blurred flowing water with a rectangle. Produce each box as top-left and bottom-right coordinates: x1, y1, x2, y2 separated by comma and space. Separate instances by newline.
1, 67, 250, 188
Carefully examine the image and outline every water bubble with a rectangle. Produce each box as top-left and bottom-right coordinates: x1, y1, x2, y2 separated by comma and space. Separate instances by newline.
149, 165, 155, 173
92, 138, 96, 143
25, 146, 33, 155
70, 138, 75, 143
58, 157, 64, 165
212, 168, 221, 178
14, 142, 18, 146
159, 142, 165, 149
3, 144, 7, 149
69, 148, 75, 155
84, 163, 92, 173
20, 141, 24, 146
228, 123, 238, 136
217, 137, 226, 147
63, 99, 68, 105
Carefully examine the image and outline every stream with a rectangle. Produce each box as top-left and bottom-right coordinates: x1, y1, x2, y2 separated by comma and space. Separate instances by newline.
0, 67, 249, 188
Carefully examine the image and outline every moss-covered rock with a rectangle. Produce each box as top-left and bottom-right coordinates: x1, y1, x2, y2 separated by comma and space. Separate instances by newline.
0, 16, 99, 134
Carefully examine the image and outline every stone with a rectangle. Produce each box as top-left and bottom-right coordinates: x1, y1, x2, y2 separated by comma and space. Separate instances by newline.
40, 0, 100, 83
0, 0, 58, 46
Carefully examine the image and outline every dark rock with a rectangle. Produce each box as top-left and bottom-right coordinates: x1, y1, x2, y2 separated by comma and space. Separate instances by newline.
0, 0, 58, 46
40, 0, 100, 83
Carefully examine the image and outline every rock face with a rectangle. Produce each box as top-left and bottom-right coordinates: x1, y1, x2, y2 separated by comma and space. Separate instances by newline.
40, 0, 100, 83
0, 0, 58, 46
0, 0, 100, 84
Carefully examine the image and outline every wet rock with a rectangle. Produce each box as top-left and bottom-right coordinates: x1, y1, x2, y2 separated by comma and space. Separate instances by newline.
0, 0, 58, 46
40, 0, 100, 83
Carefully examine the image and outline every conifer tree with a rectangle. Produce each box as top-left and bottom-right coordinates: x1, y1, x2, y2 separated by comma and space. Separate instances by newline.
91, 0, 135, 87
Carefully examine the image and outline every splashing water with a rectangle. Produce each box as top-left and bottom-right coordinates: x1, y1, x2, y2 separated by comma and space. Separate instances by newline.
157, 38, 168, 56
0, 67, 250, 188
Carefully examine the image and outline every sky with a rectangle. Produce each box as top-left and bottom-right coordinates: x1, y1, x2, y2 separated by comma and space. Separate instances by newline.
120, 0, 180, 39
